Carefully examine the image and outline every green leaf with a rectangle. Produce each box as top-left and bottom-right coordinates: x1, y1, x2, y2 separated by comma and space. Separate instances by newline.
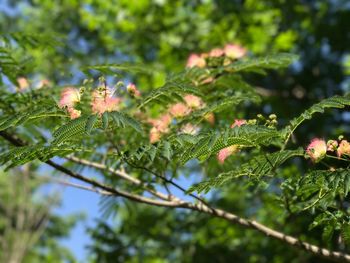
162, 141, 172, 160
189, 149, 304, 194
0, 144, 76, 169
85, 114, 98, 134
0, 46, 20, 83
139, 77, 202, 108
341, 224, 350, 245
223, 53, 298, 73
0, 107, 62, 131
180, 125, 282, 164
283, 95, 350, 143
109, 111, 142, 133
82, 63, 155, 76
52, 116, 89, 145
183, 93, 261, 122
322, 224, 334, 244
102, 112, 109, 130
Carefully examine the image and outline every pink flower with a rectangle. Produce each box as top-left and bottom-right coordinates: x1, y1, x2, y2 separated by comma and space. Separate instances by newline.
67, 107, 81, 119
148, 114, 172, 133
169, 103, 191, 118
104, 97, 121, 112
149, 127, 162, 143
217, 146, 238, 164
224, 44, 247, 59
327, 140, 338, 152
148, 114, 173, 143
127, 83, 141, 97
184, 94, 204, 109
337, 140, 350, 157
58, 87, 81, 108
17, 77, 29, 91
180, 123, 200, 135
230, 119, 247, 128
306, 138, 327, 163
209, 48, 224, 57
91, 88, 121, 115
37, 79, 51, 89
186, 54, 206, 68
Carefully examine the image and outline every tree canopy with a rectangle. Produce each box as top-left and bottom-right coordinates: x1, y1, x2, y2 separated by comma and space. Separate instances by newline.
1, 0, 350, 262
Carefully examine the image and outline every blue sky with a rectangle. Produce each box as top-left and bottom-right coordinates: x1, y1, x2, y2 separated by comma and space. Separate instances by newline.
49, 162, 204, 262
54, 181, 100, 262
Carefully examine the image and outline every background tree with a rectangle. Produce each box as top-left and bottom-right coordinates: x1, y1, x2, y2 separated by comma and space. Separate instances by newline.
0, 166, 81, 263
0, 1, 350, 262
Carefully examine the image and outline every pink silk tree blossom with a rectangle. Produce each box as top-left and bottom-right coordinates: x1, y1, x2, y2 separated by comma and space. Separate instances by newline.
169, 103, 191, 118
58, 87, 81, 108
186, 54, 206, 68
184, 94, 204, 109
91, 88, 121, 115
337, 140, 350, 158
230, 119, 247, 128
217, 146, 238, 164
224, 44, 247, 59
306, 138, 327, 163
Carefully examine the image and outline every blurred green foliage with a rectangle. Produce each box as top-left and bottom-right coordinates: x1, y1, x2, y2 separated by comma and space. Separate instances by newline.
1, 0, 350, 262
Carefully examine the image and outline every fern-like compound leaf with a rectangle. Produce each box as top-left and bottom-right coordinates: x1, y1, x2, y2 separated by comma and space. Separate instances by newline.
189, 149, 304, 194
180, 125, 282, 164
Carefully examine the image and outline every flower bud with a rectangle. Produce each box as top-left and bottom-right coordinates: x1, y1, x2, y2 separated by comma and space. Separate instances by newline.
337, 140, 350, 158
326, 140, 338, 152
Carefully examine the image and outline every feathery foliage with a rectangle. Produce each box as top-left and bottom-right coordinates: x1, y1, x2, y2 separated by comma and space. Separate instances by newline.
82, 63, 155, 76
180, 125, 282, 164
0, 46, 20, 83
0, 144, 76, 169
222, 53, 298, 74
283, 95, 350, 144
139, 78, 202, 108
189, 149, 305, 194
0, 107, 63, 132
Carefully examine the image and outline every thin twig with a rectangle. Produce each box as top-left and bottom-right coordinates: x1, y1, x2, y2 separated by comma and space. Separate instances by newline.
66, 155, 175, 201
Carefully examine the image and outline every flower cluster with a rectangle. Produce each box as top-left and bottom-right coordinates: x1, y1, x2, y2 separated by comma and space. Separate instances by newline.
148, 94, 205, 143
186, 43, 247, 69
148, 114, 172, 143
149, 44, 246, 144
306, 138, 350, 163
217, 118, 247, 164
180, 123, 200, 135
58, 87, 82, 119
58, 82, 141, 119
17, 77, 29, 91
91, 87, 121, 115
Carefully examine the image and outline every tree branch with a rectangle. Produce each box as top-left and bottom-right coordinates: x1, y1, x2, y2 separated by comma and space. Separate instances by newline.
45, 159, 183, 207
1, 130, 350, 262
66, 155, 177, 202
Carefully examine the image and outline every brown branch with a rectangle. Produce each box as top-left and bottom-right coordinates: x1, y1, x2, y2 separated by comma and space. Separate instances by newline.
106, 134, 206, 203
45, 159, 183, 207
66, 155, 176, 201
1, 130, 350, 262
45, 166, 350, 262
184, 202, 350, 262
